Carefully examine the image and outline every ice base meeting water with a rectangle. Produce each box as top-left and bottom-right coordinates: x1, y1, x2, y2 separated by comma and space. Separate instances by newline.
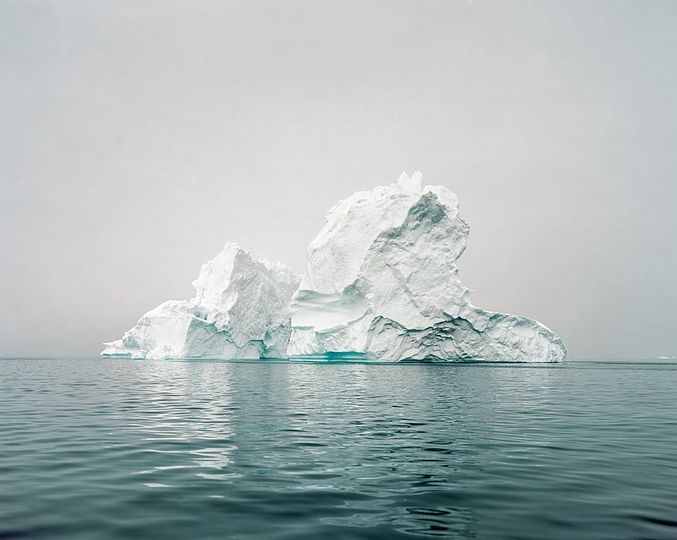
2, 358, 676, 539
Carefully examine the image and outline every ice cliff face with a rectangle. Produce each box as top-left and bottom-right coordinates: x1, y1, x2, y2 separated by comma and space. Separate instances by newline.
103, 172, 565, 362
288, 172, 566, 362
101, 243, 300, 360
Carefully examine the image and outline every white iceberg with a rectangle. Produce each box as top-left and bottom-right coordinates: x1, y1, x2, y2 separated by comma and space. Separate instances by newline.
287, 172, 566, 362
102, 242, 300, 360
103, 172, 565, 363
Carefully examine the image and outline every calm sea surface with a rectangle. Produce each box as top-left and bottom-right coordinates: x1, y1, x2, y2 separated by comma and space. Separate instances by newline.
1, 358, 676, 539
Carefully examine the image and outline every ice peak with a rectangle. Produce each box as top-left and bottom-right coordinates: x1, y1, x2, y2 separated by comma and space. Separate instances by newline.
396, 171, 422, 194
222, 241, 244, 253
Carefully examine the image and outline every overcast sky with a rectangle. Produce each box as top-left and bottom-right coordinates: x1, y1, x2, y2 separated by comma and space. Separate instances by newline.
2, 0, 676, 359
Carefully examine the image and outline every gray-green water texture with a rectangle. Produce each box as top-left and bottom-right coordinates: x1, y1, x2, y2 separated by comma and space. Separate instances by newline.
2, 358, 676, 539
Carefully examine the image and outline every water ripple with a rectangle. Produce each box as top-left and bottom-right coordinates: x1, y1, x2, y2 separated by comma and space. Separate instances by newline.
1, 358, 677, 539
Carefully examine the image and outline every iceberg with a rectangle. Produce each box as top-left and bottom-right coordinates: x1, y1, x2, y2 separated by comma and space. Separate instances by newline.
287, 172, 566, 362
101, 243, 300, 359
102, 172, 565, 362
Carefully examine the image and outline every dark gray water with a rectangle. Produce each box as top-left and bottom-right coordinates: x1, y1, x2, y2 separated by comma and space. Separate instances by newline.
2, 358, 677, 539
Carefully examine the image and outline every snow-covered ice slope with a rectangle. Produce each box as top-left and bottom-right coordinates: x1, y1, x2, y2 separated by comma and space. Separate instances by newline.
287, 172, 566, 362
102, 243, 300, 360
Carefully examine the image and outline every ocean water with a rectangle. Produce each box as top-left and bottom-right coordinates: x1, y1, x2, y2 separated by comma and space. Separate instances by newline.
1, 358, 676, 540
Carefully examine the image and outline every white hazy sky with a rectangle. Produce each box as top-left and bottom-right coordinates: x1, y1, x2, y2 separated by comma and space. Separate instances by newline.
2, 0, 676, 359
